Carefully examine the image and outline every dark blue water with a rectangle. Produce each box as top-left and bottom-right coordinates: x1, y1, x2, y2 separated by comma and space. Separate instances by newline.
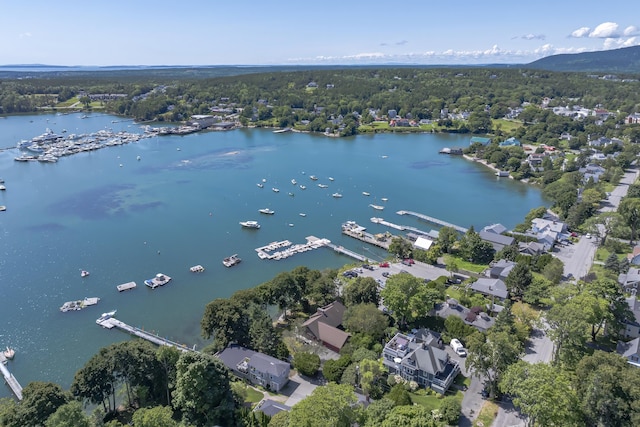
0, 112, 546, 396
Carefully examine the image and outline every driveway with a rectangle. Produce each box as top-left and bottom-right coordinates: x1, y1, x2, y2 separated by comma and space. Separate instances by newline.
281, 373, 319, 406
523, 324, 553, 364
600, 167, 637, 213
553, 236, 598, 280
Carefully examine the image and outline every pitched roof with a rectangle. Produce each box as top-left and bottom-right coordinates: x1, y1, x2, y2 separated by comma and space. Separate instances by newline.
470, 278, 508, 299
479, 230, 515, 248
317, 322, 350, 350
254, 399, 291, 417
482, 223, 507, 234
249, 353, 290, 378
302, 301, 346, 336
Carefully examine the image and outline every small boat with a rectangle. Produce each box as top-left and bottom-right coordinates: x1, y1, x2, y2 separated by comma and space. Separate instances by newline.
262, 178, 267, 183
223, 254, 241, 267
272, 187, 280, 193
288, 223, 294, 227
318, 184, 328, 188
0, 185, 5, 191
259, 208, 275, 215
137, 155, 141, 161
362, 192, 370, 196
257, 183, 264, 188
369, 204, 384, 211
3, 347, 15, 360
288, 192, 295, 197
240, 220, 261, 229
81, 270, 90, 278
381, 155, 388, 159
299, 185, 306, 190
96, 310, 117, 324
190, 265, 205, 273
144, 273, 172, 289
0, 206, 6, 212
329, 177, 335, 181
309, 175, 318, 181
291, 179, 297, 185
299, 213, 307, 217
381, 197, 388, 202
332, 193, 343, 198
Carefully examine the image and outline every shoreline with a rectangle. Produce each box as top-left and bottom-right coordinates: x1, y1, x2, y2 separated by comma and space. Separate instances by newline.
462, 154, 521, 182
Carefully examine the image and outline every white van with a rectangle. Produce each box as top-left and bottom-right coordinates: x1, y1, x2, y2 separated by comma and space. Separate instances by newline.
450, 338, 467, 357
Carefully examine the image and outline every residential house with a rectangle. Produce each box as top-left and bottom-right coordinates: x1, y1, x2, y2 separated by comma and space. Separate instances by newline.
589, 136, 611, 148
579, 164, 606, 183
530, 218, 568, 248
499, 137, 521, 147
621, 297, 640, 339
306, 82, 318, 88
479, 230, 515, 251
302, 301, 350, 352
617, 338, 640, 368
470, 136, 492, 146
626, 113, 640, 124
518, 241, 546, 256
388, 109, 398, 119
382, 331, 459, 394
434, 298, 495, 332
469, 278, 508, 301
526, 153, 547, 170
482, 223, 507, 235
254, 400, 292, 417
618, 269, 640, 294
217, 345, 290, 392
628, 246, 640, 265
487, 259, 516, 280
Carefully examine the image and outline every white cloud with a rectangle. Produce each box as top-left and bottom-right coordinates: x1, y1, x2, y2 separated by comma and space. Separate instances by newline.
604, 36, 640, 49
622, 36, 639, 47
522, 33, 546, 41
589, 22, 620, 38
19, 32, 32, 38
571, 27, 590, 38
624, 25, 639, 36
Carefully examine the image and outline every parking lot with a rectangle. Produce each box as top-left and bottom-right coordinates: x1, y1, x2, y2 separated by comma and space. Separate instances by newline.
343, 259, 456, 289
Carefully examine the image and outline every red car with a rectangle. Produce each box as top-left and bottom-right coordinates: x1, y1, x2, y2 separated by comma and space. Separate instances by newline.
379, 262, 389, 268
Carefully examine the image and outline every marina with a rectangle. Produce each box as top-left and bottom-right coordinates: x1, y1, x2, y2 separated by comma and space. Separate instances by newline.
255, 237, 330, 260
144, 273, 172, 289
396, 210, 468, 233
116, 281, 137, 292
370, 217, 434, 236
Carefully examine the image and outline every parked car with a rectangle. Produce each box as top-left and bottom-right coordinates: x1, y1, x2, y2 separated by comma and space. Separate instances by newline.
382, 272, 390, 278
379, 262, 390, 268
450, 338, 467, 357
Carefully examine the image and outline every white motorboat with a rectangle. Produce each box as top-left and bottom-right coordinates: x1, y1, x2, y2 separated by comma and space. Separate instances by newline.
299, 213, 307, 217
240, 220, 261, 229
332, 193, 343, 198
272, 187, 280, 193
291, 179, 297, 185
223, 254, 241, 267
309, 175, 318, 181
318, 184, 328, 188
81, 270, 90, 277
257, 183, 264, 188
259, 208, 275, 215
369, 204, 384, 211
3, 347, 15, 360
381, 197, 388, 202
96, 310, 117, 323
362, 192, 370, 196
329, 177, 335, 181
299, 185, 306, 190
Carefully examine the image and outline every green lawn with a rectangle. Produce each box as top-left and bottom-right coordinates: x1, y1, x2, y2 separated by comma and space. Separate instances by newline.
493, 118, 522, 133
410, 389, 463, 412
443, 254, 487, 274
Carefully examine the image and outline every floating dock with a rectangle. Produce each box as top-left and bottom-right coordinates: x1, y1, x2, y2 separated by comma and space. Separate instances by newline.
0, 357, 22, 400
396, 210, 468, 233
325, 243, 368, 262
97, 315, 192, 352
370, 217, 433, 236
117, 281, 137, 292
255, 237, 330, 260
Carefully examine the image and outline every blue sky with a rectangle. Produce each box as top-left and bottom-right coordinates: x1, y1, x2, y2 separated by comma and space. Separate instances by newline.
1, 0, 639, 66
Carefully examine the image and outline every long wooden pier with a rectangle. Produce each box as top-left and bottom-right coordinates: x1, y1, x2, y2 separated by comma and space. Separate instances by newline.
341, 221, 392, 250
396, 210, 468, 233
0, 359, 23, 400
370, 217, 433, 236
325, 243, 368, 261
97, 316, 193, 352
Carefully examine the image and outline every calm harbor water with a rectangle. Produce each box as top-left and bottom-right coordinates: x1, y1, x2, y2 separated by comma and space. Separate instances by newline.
0, 112, 547, 397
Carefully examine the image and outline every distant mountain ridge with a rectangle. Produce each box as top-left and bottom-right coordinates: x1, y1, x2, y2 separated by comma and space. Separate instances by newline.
526, 45, 640, 74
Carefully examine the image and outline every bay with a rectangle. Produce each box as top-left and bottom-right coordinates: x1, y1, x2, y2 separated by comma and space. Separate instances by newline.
0, 112, 546, 397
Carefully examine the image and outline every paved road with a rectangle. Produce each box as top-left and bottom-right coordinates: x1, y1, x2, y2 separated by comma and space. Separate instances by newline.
600, 167, 638, 213
554, 236, 598, 280
523, 323, 553, 364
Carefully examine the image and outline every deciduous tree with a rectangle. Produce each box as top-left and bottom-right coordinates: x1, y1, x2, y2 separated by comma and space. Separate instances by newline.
288, 383, 358, 427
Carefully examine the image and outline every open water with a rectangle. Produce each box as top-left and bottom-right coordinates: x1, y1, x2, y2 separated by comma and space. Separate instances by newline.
0, 112, 547, 397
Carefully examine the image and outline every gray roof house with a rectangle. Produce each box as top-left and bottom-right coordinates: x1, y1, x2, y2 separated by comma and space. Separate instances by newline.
469, 278, 508, 300
621, 297, 640, 340
487, 259, 516, 280
482, 223, 507, 235
618, 268, 640, 294
479, 230, 515, 251
302, 301, 350, 352
254, 399, 292, 417
382, 331, 459, 394
616, 337, 640, 368
217, 345, 290, 392
518, 241, 546, 256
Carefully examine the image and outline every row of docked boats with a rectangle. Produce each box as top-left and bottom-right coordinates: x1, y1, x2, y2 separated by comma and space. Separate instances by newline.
15, 128, 152, 163
60, 297, 100, 312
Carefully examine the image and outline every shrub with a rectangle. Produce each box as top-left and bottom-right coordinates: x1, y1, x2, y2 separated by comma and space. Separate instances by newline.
293, 352, 320, 377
